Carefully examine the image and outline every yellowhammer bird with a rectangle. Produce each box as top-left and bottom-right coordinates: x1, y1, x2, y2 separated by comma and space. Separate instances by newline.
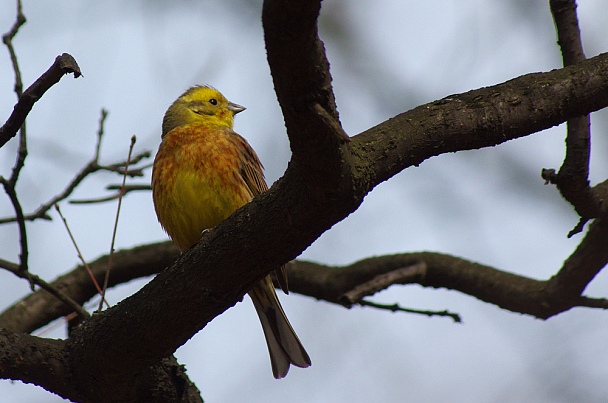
151, 85, 311, 378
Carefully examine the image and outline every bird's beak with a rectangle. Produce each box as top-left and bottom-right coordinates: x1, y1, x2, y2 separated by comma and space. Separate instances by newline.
227, 102, 246, 114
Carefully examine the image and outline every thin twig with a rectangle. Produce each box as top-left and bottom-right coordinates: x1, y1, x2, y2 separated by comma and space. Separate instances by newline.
3, 0, 29, 185
95, 109, 108, 161
340, 262, 427, 306
0, 176, 30, 288
358, 299, 462, 323
2, 0, 26, 98
106, 183, 151, 192
103, 154, 151, 174
0, 256, 89, 320
1, 0, 30, 289
0, 106, 150, 224
0, 257, 20, 272
70, 184, 151, 204
54, 204, 109, 308
33, 311, 78, 337
99, 135, 137, 311
0, 152, 151, 223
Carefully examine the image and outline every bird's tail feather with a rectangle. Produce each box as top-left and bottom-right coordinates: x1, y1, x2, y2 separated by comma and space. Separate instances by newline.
249, 276, 311, 379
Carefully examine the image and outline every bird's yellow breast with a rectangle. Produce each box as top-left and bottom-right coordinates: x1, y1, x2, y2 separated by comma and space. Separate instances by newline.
152, 124, 253, 251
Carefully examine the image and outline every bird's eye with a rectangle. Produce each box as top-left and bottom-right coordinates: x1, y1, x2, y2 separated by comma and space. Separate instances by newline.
209, 98, 218, 106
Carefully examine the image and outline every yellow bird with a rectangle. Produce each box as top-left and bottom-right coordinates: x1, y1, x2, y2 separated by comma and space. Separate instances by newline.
151, 85, 311, 378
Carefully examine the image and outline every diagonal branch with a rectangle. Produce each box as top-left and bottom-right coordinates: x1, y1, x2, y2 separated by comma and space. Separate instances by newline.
356, 52, 608, 187
340, 262, 427, 305
546, 214, 608, 300
0, 53, 82, 149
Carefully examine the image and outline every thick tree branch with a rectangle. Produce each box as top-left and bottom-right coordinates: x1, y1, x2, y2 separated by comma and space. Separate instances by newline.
0, 327, 202, 403
356, 52, 608, 187
0, 329, 76, 399
263, 0, 350, 202
263, 0, 338, 123
7, 234, 608, 346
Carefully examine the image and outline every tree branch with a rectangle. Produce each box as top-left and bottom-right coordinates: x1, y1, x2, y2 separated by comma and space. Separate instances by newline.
0, 53, 82, 149
263, 0, 349, 198
0, 242, 179, 333
546, 214, 608, 301
0, 329, 78, 399
357, 52, 608, 187
0, 328, 202, 403
543, 0, 600, 235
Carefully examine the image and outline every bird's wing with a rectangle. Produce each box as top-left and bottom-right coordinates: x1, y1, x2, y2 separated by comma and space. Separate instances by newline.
231, 130, 289, 293
231, 131, 267, 195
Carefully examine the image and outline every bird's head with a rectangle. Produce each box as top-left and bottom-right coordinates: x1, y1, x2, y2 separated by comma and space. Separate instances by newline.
162, 85, 245, 137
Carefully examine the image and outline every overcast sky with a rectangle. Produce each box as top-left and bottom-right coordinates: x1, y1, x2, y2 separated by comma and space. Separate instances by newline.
1, 1, 608, 402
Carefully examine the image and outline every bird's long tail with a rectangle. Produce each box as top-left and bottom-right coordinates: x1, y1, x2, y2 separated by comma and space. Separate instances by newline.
249, 275, 311, 379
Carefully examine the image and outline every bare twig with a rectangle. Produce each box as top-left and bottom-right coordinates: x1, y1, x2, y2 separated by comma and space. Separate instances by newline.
1, 0, 31, 289
0, 255, 89, 321
545, 0, 601, 236
69, 184, 151, 204
1, 0, 31, 288
55, 204, 108, 308
2, 0, 26, 97
3, 0, 28, 185
99, 135, 137, 311
0, 53, 82, 149
0, 241, 179, 334
33, 311, 78, 337
102, 155, 150, 175
358, 300, 462, 323
0, 257, 20, 272
95, 109, 108, 160
0, 176, 29, 285
106, 183, 151, 192
340, 262, 427, 306
0, 109, 150, 224
546, 214, 608, 302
